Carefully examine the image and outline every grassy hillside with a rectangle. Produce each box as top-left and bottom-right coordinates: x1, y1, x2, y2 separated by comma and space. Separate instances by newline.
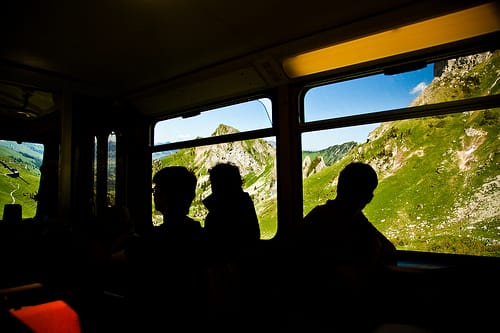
0, 141, 43, 219
325, 109, 500, 256
302, 141, 357, 166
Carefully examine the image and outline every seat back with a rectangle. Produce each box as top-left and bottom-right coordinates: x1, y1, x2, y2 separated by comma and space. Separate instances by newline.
10, 300, 81, 333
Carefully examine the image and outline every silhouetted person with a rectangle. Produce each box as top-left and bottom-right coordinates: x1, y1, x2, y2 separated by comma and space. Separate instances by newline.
202, 162, 260, 327
293, 162, 397, 332
301, 162, 396, 267
203, 162, 260, 251
126, 166, 206, 331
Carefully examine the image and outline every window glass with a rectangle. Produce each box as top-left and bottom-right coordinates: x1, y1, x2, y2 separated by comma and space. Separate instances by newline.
304, 51, 499, 122
92, 136, 97, 212
302, 50, 500, 257
107, 132, 116, 207
152, 139, 277, 239
154, 98, 273, 145
152, 98, 277, 239
0, 140, 44, 220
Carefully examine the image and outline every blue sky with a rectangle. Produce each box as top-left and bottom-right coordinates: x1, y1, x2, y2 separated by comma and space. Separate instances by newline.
154, 64, 434, 151
154, 99, 273, 144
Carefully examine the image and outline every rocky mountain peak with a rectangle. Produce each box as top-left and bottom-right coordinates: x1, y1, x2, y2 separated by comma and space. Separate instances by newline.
434, 52, 492, 78
211, 124, 240, 136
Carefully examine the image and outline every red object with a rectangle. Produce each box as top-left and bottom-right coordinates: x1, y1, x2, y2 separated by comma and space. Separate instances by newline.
10, 300, 81, 333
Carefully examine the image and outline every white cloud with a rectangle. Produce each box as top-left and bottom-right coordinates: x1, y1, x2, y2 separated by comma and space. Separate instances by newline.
410, 82, 427, 95
177, 134, 194, 141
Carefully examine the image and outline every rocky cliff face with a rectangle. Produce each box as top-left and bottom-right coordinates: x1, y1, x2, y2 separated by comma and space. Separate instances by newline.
412, 51, 495, 106
302, 155, 326, 178
186, 124, 277, 214
193, 124, 273, 178
434, 52, 492, 78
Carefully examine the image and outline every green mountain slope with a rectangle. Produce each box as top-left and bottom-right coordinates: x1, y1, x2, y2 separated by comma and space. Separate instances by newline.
303, 141, 357, 166
0, 141, 44, 219
319, 108, 500, 256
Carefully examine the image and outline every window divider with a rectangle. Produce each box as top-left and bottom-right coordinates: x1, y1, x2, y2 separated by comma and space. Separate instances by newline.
300, 94, 500, 133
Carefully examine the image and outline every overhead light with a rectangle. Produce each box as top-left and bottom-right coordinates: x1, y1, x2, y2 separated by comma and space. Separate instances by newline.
282, 2, 500, 78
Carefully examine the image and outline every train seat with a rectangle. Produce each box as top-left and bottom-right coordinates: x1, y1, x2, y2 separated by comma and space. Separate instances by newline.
9, 300, 81, 333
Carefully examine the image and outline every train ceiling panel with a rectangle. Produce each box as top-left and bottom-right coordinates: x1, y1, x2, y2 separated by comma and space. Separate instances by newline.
0, 0, 492, 118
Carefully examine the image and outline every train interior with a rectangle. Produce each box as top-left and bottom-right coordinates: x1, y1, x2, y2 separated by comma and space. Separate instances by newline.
1, 1, 500, 332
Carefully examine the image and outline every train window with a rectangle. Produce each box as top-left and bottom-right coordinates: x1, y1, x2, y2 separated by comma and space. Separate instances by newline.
301, 50, 500, 257
92, 136, 97, 212
304, 65, 434, 121
304, 53, 499, 122
152, 98, 277, 239
154, 98, 273, 145
0, 140, 44, 220
107, 132, 116, 207
92, 131, 118, 214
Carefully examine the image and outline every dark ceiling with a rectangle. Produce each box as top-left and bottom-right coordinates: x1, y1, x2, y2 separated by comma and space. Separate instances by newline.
0, 0, 491, 118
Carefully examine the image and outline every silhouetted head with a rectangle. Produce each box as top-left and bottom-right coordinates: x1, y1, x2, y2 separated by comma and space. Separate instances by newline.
153, 166, 197, 215
336, 162, 378, 205
208, 162, 243, 195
